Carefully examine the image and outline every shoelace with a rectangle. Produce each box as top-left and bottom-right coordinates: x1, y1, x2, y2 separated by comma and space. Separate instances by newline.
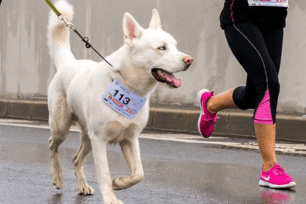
202, 116, 219, 122
272, 164, 286, 176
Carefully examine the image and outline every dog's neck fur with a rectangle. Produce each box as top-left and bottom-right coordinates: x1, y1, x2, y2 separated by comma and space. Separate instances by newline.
108, 45, 158, 97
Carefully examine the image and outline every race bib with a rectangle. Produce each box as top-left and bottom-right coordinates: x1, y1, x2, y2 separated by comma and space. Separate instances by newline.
102, 79, 147, 119
248, 0, 289, 7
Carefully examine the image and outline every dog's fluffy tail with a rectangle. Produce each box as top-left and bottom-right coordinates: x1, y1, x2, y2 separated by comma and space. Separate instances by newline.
47, 0, 75, 69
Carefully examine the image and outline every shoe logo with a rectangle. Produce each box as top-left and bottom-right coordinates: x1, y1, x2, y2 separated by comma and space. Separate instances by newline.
262, 176, 270, 181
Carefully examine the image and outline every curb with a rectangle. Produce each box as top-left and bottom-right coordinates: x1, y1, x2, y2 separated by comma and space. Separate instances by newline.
1, 99, 306, 142
0, 99, 48, 121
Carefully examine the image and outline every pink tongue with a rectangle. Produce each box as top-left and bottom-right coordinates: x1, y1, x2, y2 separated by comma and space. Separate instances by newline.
158, 71, 182, 88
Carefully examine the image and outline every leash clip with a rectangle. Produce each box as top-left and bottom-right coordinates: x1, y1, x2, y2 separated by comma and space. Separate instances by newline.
58, 15, 74, 30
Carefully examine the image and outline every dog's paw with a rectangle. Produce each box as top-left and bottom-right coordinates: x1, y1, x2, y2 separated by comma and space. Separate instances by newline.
52, 179, 63, 190
78, 184, 95, 195
105, 200, 124, 204
112, 177, 126, 190
52, 173, 63, 189
112, 175, 143, 190
103, 193, 124, 204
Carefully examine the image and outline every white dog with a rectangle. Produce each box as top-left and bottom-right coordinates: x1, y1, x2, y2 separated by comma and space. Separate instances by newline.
47, 0, 193, 203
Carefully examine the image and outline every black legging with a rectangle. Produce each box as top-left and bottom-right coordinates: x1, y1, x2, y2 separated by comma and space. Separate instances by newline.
224, 23, 284, 124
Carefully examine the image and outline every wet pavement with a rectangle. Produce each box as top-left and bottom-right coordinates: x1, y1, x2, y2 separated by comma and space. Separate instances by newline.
0, 119, 305, 204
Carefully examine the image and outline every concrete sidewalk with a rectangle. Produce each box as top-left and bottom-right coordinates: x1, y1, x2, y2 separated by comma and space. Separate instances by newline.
1, 99, 306, 142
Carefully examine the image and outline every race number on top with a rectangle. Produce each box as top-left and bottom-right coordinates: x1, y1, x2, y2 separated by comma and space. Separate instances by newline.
102, 79, 147, 119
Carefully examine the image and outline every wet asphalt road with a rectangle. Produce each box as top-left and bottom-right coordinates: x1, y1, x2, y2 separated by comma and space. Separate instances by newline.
0, 120, 306, 204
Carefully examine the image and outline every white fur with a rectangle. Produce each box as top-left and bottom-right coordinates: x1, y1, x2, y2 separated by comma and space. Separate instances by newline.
47, 0, 192, 203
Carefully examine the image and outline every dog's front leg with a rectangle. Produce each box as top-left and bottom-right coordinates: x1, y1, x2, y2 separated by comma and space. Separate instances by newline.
113, 137, 144, 190
90, 136, 123, 204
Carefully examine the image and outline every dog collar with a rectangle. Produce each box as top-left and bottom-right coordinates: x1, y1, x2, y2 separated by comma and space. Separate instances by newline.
102, 79, 147, 119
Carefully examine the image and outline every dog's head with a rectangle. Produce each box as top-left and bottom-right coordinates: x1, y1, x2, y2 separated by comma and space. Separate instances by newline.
123, 9, 193, 88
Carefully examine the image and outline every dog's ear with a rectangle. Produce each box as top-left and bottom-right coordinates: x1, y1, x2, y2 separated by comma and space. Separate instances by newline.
149, 9, 161, 30
123, 12, 143, 46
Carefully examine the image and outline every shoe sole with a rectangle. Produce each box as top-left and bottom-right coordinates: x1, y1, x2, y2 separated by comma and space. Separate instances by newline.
197, 89, 209, 137
259, 180, 296, 189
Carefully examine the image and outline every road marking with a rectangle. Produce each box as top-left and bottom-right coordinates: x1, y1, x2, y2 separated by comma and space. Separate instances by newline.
0, 118, 305, 155
0, 119, 242, 146
141, 134, 242, 146
0, 119, 80, 132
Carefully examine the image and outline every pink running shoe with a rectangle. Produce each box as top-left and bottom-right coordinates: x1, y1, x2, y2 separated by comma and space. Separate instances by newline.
259, 163, 296, 189
197, 89, 219, 138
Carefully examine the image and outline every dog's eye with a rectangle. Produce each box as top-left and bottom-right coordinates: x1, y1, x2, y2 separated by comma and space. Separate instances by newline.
158, 46, 166, 51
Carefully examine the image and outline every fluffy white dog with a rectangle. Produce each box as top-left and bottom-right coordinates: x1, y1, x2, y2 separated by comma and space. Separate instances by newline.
47, 0, 193, 203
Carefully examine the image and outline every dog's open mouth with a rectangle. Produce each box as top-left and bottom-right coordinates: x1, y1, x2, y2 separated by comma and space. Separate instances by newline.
151, 68, 182, 88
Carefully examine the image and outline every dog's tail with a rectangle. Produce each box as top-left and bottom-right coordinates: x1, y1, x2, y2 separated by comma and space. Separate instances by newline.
47, 0, 75, 69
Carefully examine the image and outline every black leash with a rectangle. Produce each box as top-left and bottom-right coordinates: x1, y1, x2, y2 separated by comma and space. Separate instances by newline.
45, 0, 113, 67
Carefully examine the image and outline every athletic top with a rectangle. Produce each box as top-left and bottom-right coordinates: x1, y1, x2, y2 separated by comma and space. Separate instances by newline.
220, 0, 288, 29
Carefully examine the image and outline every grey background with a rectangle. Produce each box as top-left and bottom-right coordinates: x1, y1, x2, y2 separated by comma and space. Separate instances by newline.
1, 0, 306, 113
